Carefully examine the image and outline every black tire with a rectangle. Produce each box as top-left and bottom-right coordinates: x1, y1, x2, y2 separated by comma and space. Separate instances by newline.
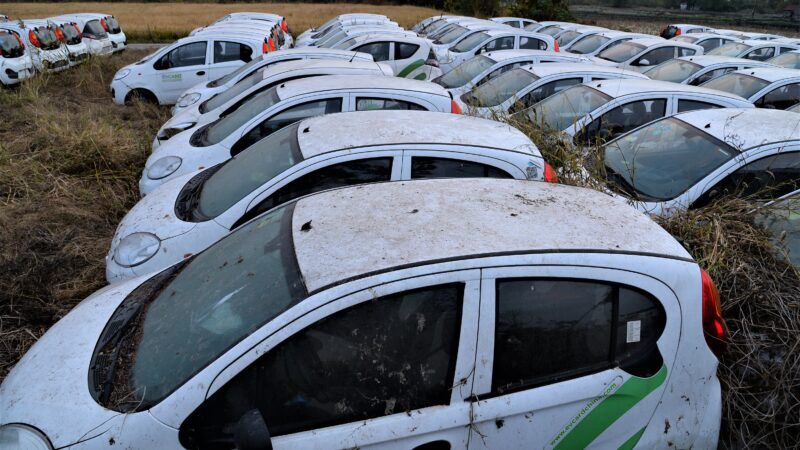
125, 89, 158, 105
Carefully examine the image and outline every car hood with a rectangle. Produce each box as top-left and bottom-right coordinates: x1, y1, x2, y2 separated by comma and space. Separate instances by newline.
0, 278, 143, 448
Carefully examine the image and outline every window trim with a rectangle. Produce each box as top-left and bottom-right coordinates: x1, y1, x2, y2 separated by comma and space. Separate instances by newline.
400, 148, 527, 180
234, 96, 345, 149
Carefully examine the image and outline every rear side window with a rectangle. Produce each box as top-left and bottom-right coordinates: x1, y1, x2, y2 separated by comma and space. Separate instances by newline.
755, 83, 800, 110
482, 36, 515, 53
179, 283, 463, 443
155, 41, 207, 69
356, 97, 426, 111
519, 36, 547, 50
235, 158, 393, 228
411, 157, 514, 179
395, 42, 419, 60
355, 41, 390, 61
213, 41, 253, 64
677, 99, 722, 113
492, 278, 665, 395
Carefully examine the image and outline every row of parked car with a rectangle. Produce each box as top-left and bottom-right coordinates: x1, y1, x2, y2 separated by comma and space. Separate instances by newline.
0, 13, 126, 85
1, 11, 799, 450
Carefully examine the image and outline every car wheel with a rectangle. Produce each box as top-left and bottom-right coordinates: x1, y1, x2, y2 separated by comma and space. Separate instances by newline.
125, 89, 158, 105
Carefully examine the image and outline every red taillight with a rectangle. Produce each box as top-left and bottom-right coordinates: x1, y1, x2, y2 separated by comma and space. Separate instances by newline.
74, 23, 82, 38
281, 20, 288, 33
554, 40, 560, 52
262, 41, 269, 53
676, 28, 682, 36
700, 268, 727, 357
28, 30, 40, 48
100, 18, 109, 31
544, 162, 558, 183
268, 37, 276, 52
450, 99, 462, 114
54, 27, 65, 42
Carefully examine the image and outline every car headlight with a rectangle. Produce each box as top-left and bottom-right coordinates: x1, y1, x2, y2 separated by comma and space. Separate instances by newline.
177, 92, 202, 108
146, 156, 182, 180
114, 68, 130, 80
0, 424, 53, 450
113, 232, 161, 267
158, 122, 196, 141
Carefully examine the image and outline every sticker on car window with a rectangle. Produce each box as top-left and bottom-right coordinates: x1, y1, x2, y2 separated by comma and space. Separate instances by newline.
626, 320, 642, 343
162, 73, 182, 82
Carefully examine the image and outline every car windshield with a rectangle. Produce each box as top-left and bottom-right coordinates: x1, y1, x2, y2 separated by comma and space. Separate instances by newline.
105, 16, 121, 34
0, 31, 24, 57
83, 19, 107, 38
317, 30, 345, 47
334, 37, 358, 50
209, 56, 263, 87
527, 84, 612, 131
707, 42, 751, 57
197, 124, 302, 218
645, 59, 702, 82
766, 51, 800, 69
539, 26, 564, 37
568, 34, 611, 54
604, 117, 738, 201
598, 41, 646, 63
557, 31, 581, 46
434, 55, 496, 88
462, 68, 538, 107
700, 72, 769, 99
201, 68, 266, 113
756, 195, 800, 266
434, 25, 466, 44
428, 23, 456, 40
451, 31, 489, 53
194, 87, 282, 146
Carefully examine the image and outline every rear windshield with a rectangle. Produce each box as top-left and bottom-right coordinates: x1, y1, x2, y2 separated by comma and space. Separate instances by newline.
0, 31, 24, 58
645, 59, 702, 83
209, 56, 263, 87
700, 72, 769, 99
193, 87, 282, 146
452, 31, 489, 53
59, 23, 82, 45
201, 68, 265, 113
568, 34, 611, 54
428, 23, 456, 40
434, 25, 467, 45
434, 54, 495, 88
105, 16, 121, 34
528, 84, 612, 131
462, 68, 538, 107
707, 42, 751, 57
557, 31, 581, 46
83, 19, 108, 39
598, 41, 646, 63
539, 26, 564, 37
604, 117, 738, 201
31, 26, 60, 50
198, 123, 302, 218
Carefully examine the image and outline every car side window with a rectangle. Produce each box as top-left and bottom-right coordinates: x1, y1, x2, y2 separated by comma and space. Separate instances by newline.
677, 99, 723, 113
213, 41, 253, 64
744, 47, 775, 61
755, 83, 800, 110
395, 42, 419, 60
235, 158, 393, 228
678, 47, 696, 57
634, 47, 675, 67
692, 151, 800, 208
179, 283, 463, 444
356, 97, 427, 111
231, 98, 342, 156
507, 20, 521, 28
154, 41, 207, 70
780, 47, 798, 54
699, 38, 720, 52
519, 36, 546, 50
481, 36, 515, 53
483, 62, 523, 84
579, 99, 667, 144
492, 278, 665, 396
411, 157, 514, 179
355, 41, 390, 62
512, 78, 582, 113
690, 67, 735, 86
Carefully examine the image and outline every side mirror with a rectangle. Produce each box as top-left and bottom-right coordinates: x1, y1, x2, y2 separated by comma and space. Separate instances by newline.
638, 58, 651, 66
232, 409, 272, 450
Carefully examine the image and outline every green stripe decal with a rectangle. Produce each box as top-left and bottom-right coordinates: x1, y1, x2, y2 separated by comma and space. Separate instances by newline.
617, 427, 646, 450
413, 73, 427, 80
552, 365, 667, 450
397, 59, 425, 78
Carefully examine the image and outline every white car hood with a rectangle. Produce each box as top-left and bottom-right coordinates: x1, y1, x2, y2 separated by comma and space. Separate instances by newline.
0, 279, 142, 448
114, 173, 198, 243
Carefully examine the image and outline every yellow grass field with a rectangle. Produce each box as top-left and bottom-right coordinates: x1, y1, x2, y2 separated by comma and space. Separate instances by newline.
1, 2, 444, 40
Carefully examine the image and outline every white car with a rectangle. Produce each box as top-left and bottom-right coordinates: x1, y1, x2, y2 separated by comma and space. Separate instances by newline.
427, 20, 509, 55
602, 108, 800, 215
490, 16, 538, 29
644, 55, 776, 85
205, 12, 293, 47
73, 13, 125, 52
1, 176, 726, 450
555, 25, 608, 51
110, 33, 267, 105
565, 30, 651, 57
142, 75, 458, 194
333, 33, 442, 80
297, 14, 394, 46
522, 78, 753, 144
659, 23, 713, 39
51, 14, 113, 55
314, 26, 412, 49
412, 15, 458, 34
671, 32, 741, 52
0, 28, 34, 85
26, 19, 88, 67
700, 67, 800, 109
171, 47, 376, 115
192, 20, 287, 51
435, 29, 557, 74
0, 21, 68, 72
713, 30, 784, 41
767, 49, 800, 69
706, 39, 800, 61
159, 59, 392, 144
300, 21, 401, 48
459, 63, 648, 117
109, 110, 554, 281
433, 49, 590, 97
414, 15, 470, 37
528, 21, 582, 36
592, 37, 703, 72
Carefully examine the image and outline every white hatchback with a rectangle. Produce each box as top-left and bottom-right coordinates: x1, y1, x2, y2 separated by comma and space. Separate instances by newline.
141, 75, 458, 194
51, 14, 113, 55
565, 30, 651, 57
109, 110, 553, 282
0, 21, 69, 72
592, 37, 704, 72
0, 28, 34, 85
74, 13, 126, 52
700, 67, 800, 109
26, 19, 88, 67
671, 32, 741, 52
0, 178, 726, 450
644, 55, 776, 85
706, 39, 800, 61
332, 33, 443, 80
435, 28, 557, 74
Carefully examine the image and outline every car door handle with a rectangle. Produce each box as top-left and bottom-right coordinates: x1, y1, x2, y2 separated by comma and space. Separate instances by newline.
196, 70, 206, 76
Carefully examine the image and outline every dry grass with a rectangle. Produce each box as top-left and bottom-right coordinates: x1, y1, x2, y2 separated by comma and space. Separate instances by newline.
1, 2, 443, 42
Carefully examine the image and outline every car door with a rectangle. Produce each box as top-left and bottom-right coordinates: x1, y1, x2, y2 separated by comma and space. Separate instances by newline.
206, 40, 254, 81
152, 40, 210, 103
391, 41, 425, 78
179, 271, 480, 449
754, 82, 800, 110
467, 266, 680, 449
478, 36, 516, 55
577, 98, 668, 144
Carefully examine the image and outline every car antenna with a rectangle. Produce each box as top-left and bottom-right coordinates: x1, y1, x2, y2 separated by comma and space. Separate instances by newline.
349, 51, 357, 63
